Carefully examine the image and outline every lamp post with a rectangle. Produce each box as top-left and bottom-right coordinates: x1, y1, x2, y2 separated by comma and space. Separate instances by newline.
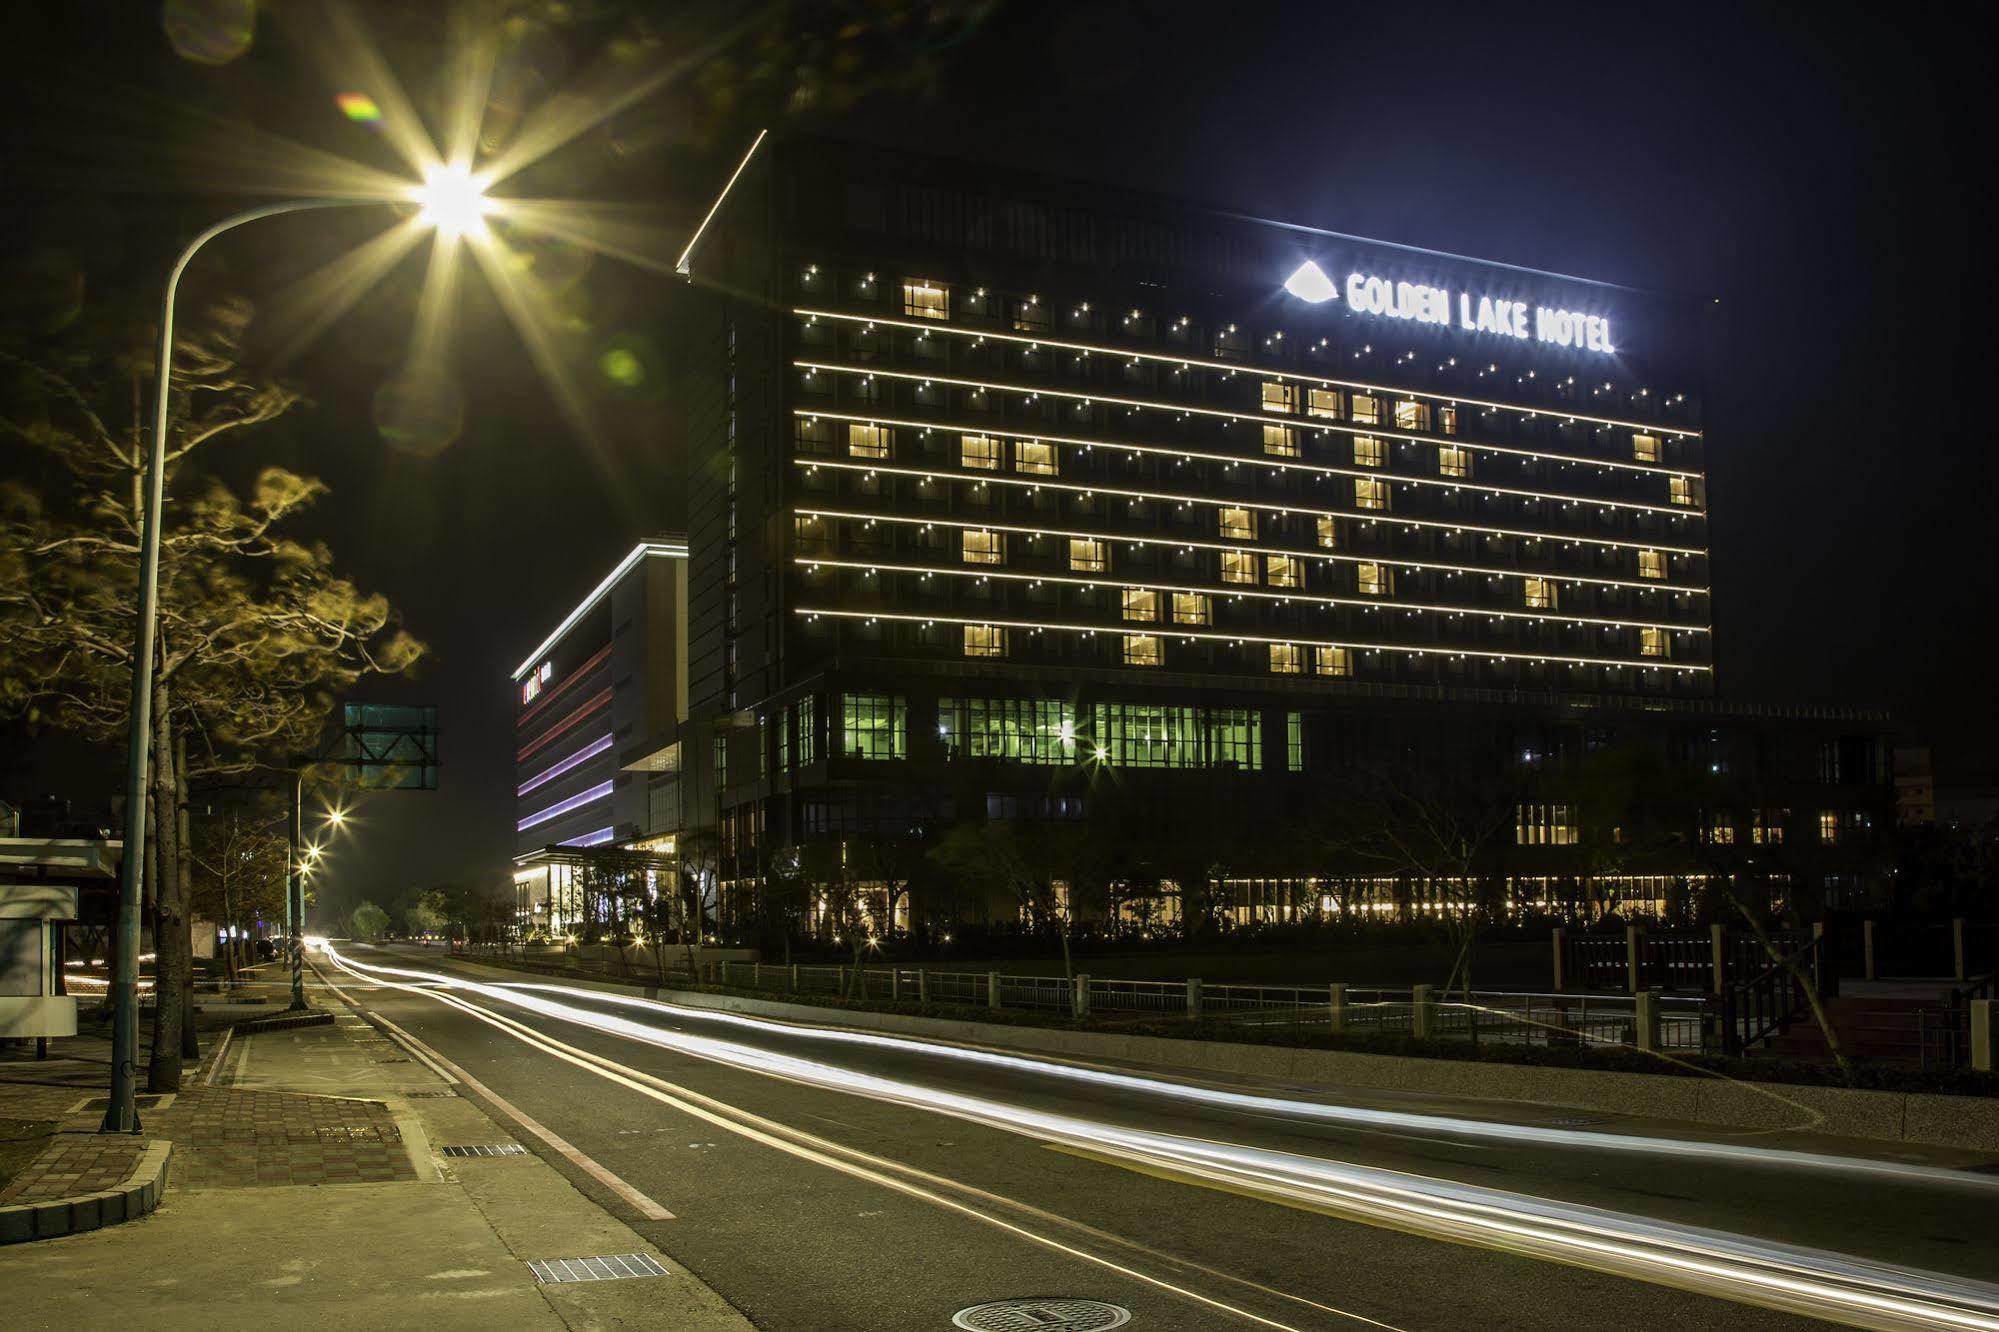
101, 171, 491, 1135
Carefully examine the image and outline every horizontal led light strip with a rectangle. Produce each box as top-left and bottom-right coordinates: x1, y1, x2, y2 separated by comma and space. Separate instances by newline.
791, 557, 1711, 636
794, 506, 1711, 598
796, 358, 1701, 495
798, 408, 1699, 519
796, 453, 1705, 558
516, 688, 611, 764
561, 826, 616, 848
793, 306, 1701, 439
510, 540, 689, 682
516, 643, 611, 729
794, 606, 1710, 674
517, 733, 615, 797
519, 780, 614, 833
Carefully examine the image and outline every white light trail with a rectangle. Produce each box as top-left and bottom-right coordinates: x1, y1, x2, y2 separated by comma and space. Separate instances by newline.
323, 947, 1999, 1331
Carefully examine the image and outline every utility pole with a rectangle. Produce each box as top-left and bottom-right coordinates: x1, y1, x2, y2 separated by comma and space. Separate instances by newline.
286, 770, 306, 1010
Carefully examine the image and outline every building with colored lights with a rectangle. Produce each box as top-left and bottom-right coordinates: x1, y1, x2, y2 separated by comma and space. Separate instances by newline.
509, 540, 688, 933
645, 138, 1893, 935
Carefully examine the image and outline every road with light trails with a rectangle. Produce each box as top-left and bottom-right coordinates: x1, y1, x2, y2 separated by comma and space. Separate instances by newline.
319, 943, 1999, 1332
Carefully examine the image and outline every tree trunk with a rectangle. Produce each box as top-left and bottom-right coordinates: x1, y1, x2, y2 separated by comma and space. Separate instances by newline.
175, 735, 199, 1061
147, 690, 187, 1092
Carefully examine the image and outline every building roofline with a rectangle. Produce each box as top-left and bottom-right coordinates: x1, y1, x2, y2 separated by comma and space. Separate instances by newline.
680, 130, 1678, 302
510, 538, 687, 681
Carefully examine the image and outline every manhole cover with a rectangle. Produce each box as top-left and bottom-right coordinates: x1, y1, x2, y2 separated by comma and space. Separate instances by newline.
952, 1299, 1132, 1331
441, 1143, 527, 1157
526, 1253, 669, 1284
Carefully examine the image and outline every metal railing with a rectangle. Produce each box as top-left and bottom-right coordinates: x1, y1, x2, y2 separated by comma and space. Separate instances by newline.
693, 960, 1711, 1054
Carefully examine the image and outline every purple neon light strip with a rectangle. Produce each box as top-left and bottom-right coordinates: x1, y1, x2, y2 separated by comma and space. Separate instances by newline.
518, 733, 614, 797
518, 780, 613, 832
563, 826, 616, 848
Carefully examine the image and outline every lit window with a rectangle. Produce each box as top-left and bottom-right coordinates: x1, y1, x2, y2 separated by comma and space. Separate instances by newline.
1261, 380, 1297, 414
842, 693, 907, 760
1440, 405, 1458, 436
1316, 515, 1338, 549
1220, 550, 1257, 584
1524, 576, 1559, 610
1015, 440, 1058, 476
1707, 812, 1736, 845
1349, 393, 1380, 425
1640, 627, 1669, 658
962, 529, 1005, 565
1669, 475, 1703, 507
1438, 445, 1471, 478
1754, 809, 1787, 846
938, 697, 1076, 765
1394, 399, 1430, 431
794, 514, 831, 552
1307, 387, 1341, 419
1638, 549, 1666, 580
1354, 477, 1388, 511
963, 624, 1007, 659
1286, 712, 1305, 772
1516, 803, 1578, 846
1121, 588, 1159, 623
1353, 436, 1386, 467
1818, 810, 1839, 844
1357, 563, 1392, 596
521, 660, 552, 705
1633, 432, 1659, 463
1269, 643, 1302, 675
902, 279, 948, 319
961, 434, 1000, 470
1172, 592, 1211, 625
1263, 424, 1299, 457
1122, 634, 1162, 668
848, 422, 890, 458
1069, 538, 1107, 573
1265, 553, 1302, 588
1218, 507, 1256, 540
1315, 645, 1352, 677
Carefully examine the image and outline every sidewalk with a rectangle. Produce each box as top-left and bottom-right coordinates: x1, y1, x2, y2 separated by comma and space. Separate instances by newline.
0, 969, 753, 1331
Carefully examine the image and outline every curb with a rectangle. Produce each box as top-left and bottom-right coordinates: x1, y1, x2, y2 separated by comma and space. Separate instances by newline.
0, 1140, 173, 1245
234, 1010, 335, 1035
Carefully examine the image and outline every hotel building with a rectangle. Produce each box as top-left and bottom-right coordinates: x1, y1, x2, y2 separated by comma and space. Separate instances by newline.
561, 137, 1891, 931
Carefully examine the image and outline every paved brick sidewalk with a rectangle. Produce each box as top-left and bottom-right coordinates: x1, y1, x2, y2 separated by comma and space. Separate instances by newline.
0, 1134, 145, 1205
147, 1086, 412, 1188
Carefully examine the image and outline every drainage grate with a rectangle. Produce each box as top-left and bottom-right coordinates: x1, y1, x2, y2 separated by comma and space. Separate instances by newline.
404, 1089, 458, 1099
526, 1253, 670, 1284
441, 1143, 527, 1157
369, 1057, 412, 1064
953, 1299, 1132, 1331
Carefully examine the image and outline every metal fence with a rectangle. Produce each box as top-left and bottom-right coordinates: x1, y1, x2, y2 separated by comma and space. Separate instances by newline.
701, 960, 1711, 1054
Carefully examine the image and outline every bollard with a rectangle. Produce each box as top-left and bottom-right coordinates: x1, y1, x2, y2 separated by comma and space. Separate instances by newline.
1954, 918, 1968, 982
1551, 927, 1566, 992
790, 963, 800, 993
987, 970, 1001, 1010
1411, 983, 1435, 1040
1634, 991, 1661, 1053
918, 969, 929, 1006
754, 962, 763, 990
891, 967, 901, 1001
1073, 973, 1091, 1019
1625, 925, 1645, 994
1710, 923, 1728, 994
1862, 920, 1877, 981
1186, 977, 1203, 1021
1328, 982, 1348, 1033
1972, 1000, 1996, 1073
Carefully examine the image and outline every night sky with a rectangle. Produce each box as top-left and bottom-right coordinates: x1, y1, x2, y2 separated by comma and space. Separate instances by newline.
2, 2, 1990, 921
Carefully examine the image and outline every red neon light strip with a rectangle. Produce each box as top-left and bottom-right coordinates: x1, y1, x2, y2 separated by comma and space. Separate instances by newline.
517, 689, 612, 763
517, 643, 611, 727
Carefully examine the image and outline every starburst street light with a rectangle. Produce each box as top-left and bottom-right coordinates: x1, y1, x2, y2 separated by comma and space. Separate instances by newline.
413, 163, 492, 237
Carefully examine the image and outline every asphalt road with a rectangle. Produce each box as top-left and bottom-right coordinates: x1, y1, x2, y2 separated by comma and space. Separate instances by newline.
322, 944, 1999, 1332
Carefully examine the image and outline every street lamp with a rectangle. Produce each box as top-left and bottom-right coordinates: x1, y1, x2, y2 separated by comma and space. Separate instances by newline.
102, 169, 492, 1135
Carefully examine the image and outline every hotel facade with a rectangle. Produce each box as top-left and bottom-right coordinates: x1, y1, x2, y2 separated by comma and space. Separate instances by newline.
522, 137, 1891, 935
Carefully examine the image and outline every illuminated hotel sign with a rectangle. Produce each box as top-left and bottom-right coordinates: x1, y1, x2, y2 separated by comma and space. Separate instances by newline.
1283, 260, 1616, 355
